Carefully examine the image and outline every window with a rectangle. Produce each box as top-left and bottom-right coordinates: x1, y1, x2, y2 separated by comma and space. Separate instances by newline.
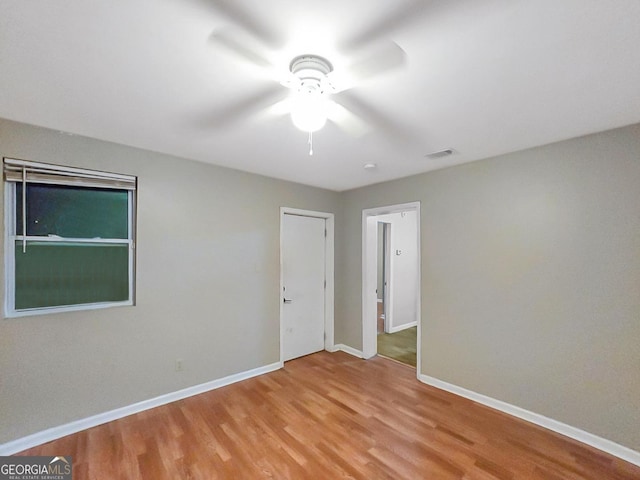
4, 158, 137, 317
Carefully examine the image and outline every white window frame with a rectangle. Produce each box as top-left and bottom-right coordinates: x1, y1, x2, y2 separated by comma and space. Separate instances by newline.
4, 160, 136, 318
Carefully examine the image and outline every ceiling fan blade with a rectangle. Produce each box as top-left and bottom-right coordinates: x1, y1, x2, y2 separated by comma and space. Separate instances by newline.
327, 101, 370, 137
335, 91, 415, 144
194, 0, 281, 48
265, 97, 293, 117
328, 41, 407, 93
350, 41, 407, 82
341, 0, 430, 51
208, 28, 273, 70
194, 84, 287, 129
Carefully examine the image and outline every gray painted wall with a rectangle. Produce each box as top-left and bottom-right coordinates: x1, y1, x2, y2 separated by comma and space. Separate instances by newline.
338, 123, 640, 451
0, 119, 341, 443
2, 117, 639, 454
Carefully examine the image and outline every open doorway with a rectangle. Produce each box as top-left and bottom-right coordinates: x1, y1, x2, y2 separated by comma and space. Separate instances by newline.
362, 202, 421, 375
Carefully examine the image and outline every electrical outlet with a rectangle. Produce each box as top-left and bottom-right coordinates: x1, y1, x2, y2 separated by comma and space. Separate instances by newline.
175, 359, 184, 372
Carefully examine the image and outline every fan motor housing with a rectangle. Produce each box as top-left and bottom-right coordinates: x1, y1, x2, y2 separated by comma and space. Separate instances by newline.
290, 55, 333, 76
290, 55, 333, 93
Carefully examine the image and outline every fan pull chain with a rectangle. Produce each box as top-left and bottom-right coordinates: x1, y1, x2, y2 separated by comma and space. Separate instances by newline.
308, 131, 313, 156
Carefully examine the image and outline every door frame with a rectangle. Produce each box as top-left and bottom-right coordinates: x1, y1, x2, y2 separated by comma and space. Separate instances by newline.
280, 207, 335, 364
362, 202, 421, 376
380, 221, 392, 333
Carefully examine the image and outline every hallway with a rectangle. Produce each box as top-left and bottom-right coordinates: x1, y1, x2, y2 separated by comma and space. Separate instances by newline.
377, 326, 417, 367
377, 301, 417, 367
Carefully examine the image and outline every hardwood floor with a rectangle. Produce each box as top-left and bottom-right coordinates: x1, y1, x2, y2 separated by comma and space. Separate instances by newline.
18, 351, 640, 479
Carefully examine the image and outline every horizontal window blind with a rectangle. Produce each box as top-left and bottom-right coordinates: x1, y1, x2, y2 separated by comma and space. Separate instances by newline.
3, 158, 137, 190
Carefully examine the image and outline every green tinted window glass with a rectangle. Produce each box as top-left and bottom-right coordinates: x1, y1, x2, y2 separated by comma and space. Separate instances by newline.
16, 184, 128, 239
14, 241, 129, 310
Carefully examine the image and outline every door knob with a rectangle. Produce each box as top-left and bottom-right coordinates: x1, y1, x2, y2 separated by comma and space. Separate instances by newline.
283, 298, 293, 304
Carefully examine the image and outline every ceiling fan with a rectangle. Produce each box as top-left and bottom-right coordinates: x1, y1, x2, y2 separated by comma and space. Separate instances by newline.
196, 1, 423, 154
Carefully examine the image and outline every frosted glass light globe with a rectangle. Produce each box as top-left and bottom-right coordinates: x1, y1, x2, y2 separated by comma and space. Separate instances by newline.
290, 89, 328, 133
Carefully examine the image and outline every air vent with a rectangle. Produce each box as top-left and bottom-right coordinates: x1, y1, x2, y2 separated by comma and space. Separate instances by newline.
425, 148, 455, 159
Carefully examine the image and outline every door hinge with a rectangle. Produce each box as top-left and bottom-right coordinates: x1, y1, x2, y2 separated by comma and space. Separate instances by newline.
324, 228, 327, 237
324, 280, 326, 288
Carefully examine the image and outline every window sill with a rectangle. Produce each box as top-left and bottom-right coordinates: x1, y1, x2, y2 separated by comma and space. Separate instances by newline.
4, 300, 134, 319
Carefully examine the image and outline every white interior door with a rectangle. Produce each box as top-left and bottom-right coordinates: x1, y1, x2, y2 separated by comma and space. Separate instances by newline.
282, 214, 326, 361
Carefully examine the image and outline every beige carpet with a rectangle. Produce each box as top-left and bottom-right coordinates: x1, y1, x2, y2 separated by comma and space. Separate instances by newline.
377, 326, 417, 367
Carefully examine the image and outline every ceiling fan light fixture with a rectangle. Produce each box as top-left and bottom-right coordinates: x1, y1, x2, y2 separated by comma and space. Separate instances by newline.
290, 89, 328, 133
288, 55, 333, 133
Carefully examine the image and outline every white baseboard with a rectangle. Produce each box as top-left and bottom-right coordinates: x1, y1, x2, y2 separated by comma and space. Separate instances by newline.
387, 321, 417, 334
419, 374, 640, 467
0, 361, 283, 456
330, 344, 364, 359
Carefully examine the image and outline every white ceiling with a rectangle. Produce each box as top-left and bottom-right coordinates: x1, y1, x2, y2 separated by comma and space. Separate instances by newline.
1, 0, 639, 191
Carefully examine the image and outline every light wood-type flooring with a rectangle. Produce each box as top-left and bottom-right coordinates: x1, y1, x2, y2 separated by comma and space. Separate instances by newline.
18, 352, 640, 479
